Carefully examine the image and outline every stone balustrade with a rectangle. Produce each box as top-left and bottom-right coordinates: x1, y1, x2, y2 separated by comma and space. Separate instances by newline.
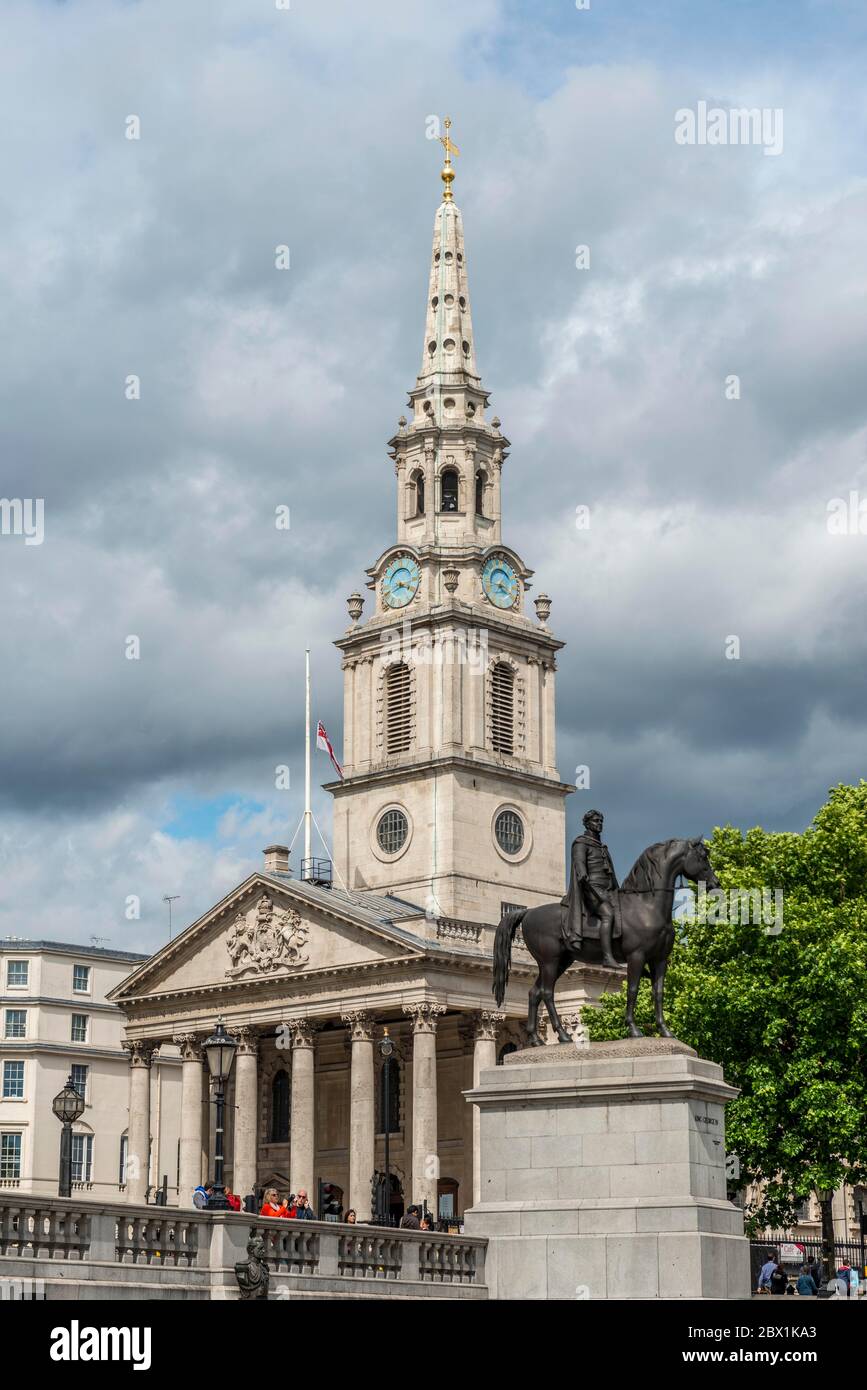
0, 1196, 487, 1301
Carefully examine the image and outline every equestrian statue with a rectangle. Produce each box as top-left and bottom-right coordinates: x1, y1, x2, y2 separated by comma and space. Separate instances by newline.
492, 809, 720, 1045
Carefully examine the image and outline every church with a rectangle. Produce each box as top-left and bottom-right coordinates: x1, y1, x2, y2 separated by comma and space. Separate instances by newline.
109, 140, 620, 1222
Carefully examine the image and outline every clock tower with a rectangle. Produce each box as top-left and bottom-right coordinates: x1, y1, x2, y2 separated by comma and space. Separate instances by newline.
329, 134, 574, 924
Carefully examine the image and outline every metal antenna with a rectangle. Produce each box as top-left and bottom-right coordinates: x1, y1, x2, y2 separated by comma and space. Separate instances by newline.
163, 895, 180, 941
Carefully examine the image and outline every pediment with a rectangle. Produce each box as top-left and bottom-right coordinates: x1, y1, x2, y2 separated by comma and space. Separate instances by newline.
110, 875, 424, 1002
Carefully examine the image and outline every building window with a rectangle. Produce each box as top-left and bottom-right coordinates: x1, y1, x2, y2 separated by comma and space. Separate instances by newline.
385, 662, 412, 754
500, 902, 526, 918
6, 961, 28, 988
271, 1070, 290, 1142
490, 663, 515, 754
377, 808, 409, 856
475, 470, 485, 516
415, 473, 425, 516
4, 1010, 26, 1040
71, 1014, 88, 1043
0, 1133, 22, 1181
72, 965, 91, 994
377, 1057, 401, 1135
71, 1134, 93, 1184
71, 1064, 88, 1102
119, 1135, 128, 1186
440, 468, 459, 512
2, 1062, 24, 1100
495, 809, 524, 857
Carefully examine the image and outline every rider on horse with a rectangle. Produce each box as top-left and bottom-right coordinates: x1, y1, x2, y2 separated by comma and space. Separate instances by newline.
561, 809, 620, 969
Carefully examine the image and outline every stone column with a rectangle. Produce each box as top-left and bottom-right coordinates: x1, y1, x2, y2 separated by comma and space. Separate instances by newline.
232, 1026, 259, 1201
468, 1011, 504, 1207
289, 1019, 317, 1202
342, 1010, 376, 1221
173, 1034, 204, 1208
123, 1040, 155, 1205
403, 1002, 445, 1215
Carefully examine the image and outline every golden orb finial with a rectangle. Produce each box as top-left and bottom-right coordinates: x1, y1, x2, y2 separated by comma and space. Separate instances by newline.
438, 116, 460, 202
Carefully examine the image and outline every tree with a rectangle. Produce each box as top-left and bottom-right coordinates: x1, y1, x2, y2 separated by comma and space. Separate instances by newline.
582, 783, 867, 1233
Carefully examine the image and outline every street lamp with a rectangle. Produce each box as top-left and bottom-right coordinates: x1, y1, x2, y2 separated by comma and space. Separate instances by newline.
203, 1019, 238, 1211
52, 1074, 85, 1198
815, 1186, 836, 1282
378, 1027, 395, 1226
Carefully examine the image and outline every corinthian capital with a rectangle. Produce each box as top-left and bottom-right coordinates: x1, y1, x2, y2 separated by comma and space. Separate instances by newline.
287, 1018, 318, 1050
123, 1039, 157, 1068
341, 1010, 375, 1043
232, 1026, 259, 1056
172, 1033, 203, 1062
403, 1001, 446, 1035
469, 1010, 505, 1044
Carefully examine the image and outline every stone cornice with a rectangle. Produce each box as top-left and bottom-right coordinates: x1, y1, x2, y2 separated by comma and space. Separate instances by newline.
327, 755, 574, 799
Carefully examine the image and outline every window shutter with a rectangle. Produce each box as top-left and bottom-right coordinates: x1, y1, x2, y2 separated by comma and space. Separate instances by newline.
386, 663, 413, 753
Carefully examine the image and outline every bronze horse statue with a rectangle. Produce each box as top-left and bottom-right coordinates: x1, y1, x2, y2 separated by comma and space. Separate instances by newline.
493, 837, 719, 1045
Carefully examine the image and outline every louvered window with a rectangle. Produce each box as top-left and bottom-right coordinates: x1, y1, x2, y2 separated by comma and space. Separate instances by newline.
491, 662, 515, 754
386, 663, 412, 753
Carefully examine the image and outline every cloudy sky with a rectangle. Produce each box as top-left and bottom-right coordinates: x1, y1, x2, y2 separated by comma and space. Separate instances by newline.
2, 0, 866, 953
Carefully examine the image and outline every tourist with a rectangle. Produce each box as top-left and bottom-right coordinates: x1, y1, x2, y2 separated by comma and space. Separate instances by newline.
796, 1264, 817, 1296
259, 1188, 286, 1218
419, 1215, 431, 1231
294, 1188, 316, 1219
224, 1186, 241, 1213
807, 1254, 823, 1289
756, 1250, 778, 1293
345, 1209, 357, 1224
193, 1183, 213, 1209
769, 1263, 789, 1296
400, 1205, 420, 1230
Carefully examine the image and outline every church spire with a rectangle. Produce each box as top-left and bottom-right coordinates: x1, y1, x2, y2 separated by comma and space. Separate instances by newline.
418, 118, 480, 393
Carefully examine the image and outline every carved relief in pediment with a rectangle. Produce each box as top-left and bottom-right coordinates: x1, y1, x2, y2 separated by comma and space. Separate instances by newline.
225, 893, 309, 979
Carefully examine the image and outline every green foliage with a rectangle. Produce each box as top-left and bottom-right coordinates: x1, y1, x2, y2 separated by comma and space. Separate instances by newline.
581, 783, 867, 1233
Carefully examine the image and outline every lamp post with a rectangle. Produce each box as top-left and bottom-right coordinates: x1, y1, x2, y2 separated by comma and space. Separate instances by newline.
203, 1019, 238, 1211
378, 1028, 394, 1226
816, 1186, 836, 1282
52, 1074, 85, 1198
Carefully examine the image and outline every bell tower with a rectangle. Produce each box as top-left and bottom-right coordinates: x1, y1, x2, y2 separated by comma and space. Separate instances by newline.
329, 125, 574, 924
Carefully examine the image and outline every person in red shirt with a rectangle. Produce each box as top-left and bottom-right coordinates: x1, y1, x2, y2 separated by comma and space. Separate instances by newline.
224, 1186, 242, 1213
259, 1187, 286, 1218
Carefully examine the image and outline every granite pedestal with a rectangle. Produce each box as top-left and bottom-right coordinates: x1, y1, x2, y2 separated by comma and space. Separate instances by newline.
463, 1037, 750, 1300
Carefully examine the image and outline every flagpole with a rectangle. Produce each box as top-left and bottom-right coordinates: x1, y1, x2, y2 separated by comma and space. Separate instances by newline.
304, 647, 311, 879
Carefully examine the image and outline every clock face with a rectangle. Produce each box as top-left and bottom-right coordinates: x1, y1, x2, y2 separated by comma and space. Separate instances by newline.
382, 554, 421, 609
482, 554, 520, 609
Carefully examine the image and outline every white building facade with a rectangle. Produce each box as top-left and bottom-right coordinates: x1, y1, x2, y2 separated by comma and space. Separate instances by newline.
0, 939, 181, 1201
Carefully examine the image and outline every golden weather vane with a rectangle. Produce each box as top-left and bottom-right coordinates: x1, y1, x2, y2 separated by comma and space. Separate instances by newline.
438, 116, 460, 201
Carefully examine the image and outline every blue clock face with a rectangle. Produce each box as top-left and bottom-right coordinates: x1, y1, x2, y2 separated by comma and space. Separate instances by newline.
482, 554, 519, 609
382, 554, 421, 608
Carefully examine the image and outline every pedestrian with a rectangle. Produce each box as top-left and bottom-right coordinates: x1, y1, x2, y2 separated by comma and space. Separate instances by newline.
796, 1264, 817, 1296
769, 1263, 789, 1296
224, 1185, 241, 1213
345, 1209, 357, 1224
756, 1250, 778, 1293
399, 1205, 420, 1230
294, 1188, 316, 1219
419, 1215, 432, 1231
807, 1254, 823, 1289
259, 1187, 285, 1218
193, 1183, 213, 1209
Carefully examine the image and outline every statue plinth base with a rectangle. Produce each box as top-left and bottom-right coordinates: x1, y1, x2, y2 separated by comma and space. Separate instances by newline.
463, 1037, 750, 1300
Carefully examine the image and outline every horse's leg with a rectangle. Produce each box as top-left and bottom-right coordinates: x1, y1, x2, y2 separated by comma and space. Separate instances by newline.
648, 958, 673, 1037
541, 955, 572, 1044
625, 951, 645, 1038
526, 973, 544, 1046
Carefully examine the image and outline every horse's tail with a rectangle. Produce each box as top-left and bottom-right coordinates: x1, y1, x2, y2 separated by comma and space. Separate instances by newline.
493, 908, 526, 1007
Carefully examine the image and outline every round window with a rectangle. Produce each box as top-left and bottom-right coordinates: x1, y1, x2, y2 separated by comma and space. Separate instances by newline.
495, 809, 524, 856
377, 809, 409, 855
